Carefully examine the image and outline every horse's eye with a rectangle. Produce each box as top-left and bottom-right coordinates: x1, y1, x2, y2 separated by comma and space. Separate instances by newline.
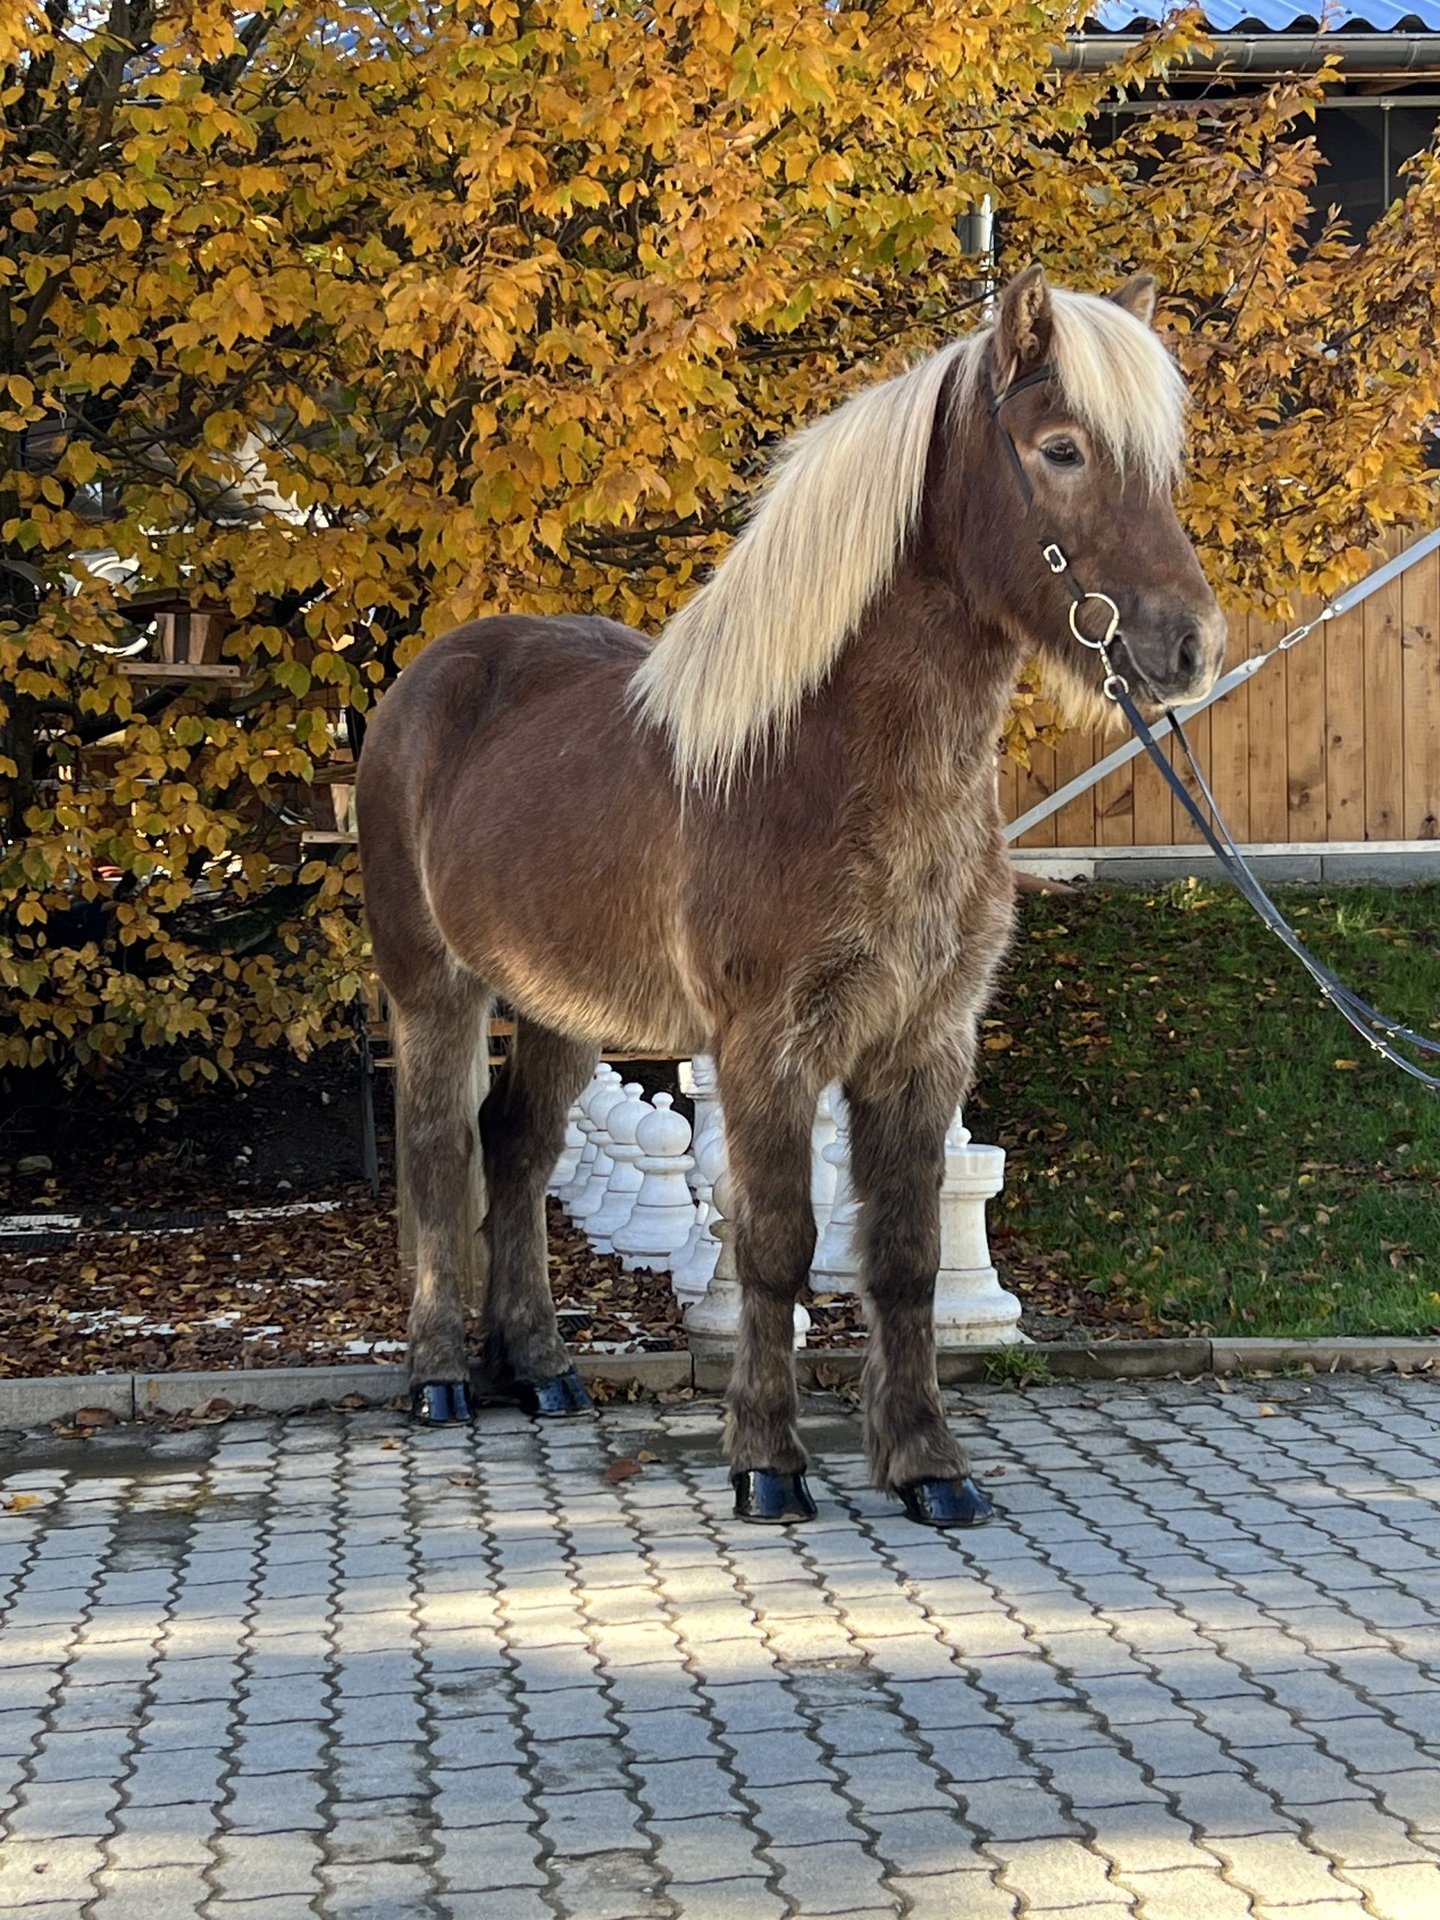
1042, 438, 1083, 468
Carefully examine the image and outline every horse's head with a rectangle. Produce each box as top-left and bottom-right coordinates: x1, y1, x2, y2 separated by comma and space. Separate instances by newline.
947, 264, 1225, 717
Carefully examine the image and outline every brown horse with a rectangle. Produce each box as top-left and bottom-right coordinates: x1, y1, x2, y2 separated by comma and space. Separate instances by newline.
356, 265, 1225, 1528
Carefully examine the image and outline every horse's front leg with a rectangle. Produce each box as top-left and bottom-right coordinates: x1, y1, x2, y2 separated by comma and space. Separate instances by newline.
718, 1048, 821, 1524
847, 1038, 994, 1529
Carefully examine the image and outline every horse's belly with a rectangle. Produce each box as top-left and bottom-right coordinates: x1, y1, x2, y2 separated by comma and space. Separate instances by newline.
423, 725, 703, 1054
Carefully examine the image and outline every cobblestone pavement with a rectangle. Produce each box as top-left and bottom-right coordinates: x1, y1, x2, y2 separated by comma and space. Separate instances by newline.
2, 1376, 1439, 1919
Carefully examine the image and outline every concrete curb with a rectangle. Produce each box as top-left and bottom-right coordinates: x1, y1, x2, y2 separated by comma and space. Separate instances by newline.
2, 1336, 1435, 1432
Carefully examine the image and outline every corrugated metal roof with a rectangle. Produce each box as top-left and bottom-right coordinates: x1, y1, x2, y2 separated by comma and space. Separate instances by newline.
1089, 1, 1440, 28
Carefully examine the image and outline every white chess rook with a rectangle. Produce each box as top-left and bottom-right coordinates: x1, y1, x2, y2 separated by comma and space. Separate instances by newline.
933, 1111, 1022, 1347
612, 1094, 697, 1270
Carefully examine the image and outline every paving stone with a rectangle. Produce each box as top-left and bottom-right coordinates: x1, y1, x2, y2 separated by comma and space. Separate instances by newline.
769, 1840, 893, 1914
886, 1869, 1018, 1917
223, 1768, 327, 1833
91, 1865, 207, 1915
992, 1834, 1129, 1909
1210, 1829, 1365, 1906
0, 1832, 106, 1902
1338, 1862, 1440, 1919
321, 1858, 437, 1916
1114, 1863, 1269, 1919
663, 1879, 789, 1920
212, 1829, 324, 1898
431, 1819, 553, 1891
547, 1848, 668, 1919
651, 1813, 769, 1881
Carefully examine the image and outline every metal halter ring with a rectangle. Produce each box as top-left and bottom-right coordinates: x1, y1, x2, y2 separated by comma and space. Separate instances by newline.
1102, 672, 1130, 702
1067, 591, 1122, 651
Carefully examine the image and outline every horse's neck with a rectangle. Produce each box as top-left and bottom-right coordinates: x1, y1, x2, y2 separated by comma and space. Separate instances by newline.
834, 567, 1024, 809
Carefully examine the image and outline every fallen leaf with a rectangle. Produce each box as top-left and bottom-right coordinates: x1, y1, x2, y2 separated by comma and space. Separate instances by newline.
605, 1458, 643, 1483
635, 1450, 658, 1464
1256, 1404, 1278, 1417
3, 1493, 45, 1513
447, 1475, 475, 1487
379, 1437, 401, 1451
73, 1406, 117, 1429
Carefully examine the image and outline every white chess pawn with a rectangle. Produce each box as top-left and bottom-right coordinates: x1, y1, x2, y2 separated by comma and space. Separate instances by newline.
933, 1110, 1022, 1347
810, 1104, 861, 1295
612, 1093, 696, 1270
810, 1083, 840, 1241
573, 1069, 628, 1233
550, 1103, 586, 1198
669, 1120, 724, 1308
561, 1065, 611, 1215
684, 1165, 809, 1352
588, 1084, 649, 1253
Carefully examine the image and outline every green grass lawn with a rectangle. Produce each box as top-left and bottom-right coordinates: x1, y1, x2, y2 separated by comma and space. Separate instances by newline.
970, 881, 1440, 1341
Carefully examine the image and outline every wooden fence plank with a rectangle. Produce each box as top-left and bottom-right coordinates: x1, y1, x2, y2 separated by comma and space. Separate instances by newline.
1402, 541, 1440, 841
1011, 744, 1057, 849
1170, 703, 1212, 845
1248, 612, 1290, 842
1051, 718, 1097, 848
1364, 548, 1406, 840
1324, 595, 1366, 841
1206, 609, 1252, 845
1284, 592, 1327, 842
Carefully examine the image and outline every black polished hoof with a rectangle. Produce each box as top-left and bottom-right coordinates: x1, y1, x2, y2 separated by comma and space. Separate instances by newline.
732, 1469, 818, 1525
409, 1381, 473, 1425
519, 1369, 595, 1419
898, 1476, 994, 1529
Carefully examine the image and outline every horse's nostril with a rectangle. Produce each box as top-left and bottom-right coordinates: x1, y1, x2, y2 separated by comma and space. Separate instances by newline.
1177, 632, 1200, 683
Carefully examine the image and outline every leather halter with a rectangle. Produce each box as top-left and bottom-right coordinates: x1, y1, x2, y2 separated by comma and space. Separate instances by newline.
990, 366, 1440, 1092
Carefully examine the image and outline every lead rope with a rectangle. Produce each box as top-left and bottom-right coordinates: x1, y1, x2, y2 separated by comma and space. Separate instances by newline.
991, 367, 1440, 1093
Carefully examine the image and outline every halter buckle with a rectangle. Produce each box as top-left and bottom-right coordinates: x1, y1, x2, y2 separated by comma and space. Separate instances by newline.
1067, 591, 1122, 651
1043, 544, 1068, 575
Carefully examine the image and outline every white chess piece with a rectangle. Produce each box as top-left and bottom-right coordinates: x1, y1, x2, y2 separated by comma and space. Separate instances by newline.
810, 1083, 840, 1241
612, 1093, 696, 1270
682, 1164, 741, 1353
573, 1068, 628, 1234
587, 1084, 649, 1253
669, 1121, 723, 1308
550, 1102, 586, 1198
810, 1104, 861, 1295
684, 1163, 809, 1352
680, 1054, 721, 1187
559, 1067, 605, 1214
933, 1110, 1023, 1346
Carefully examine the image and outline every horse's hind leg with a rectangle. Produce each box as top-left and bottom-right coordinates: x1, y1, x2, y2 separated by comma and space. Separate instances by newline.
392, 969, 492, 1424
718, 1040, 821, 1523
847, 1042, 993, 1530
479, 1017, 598, 1416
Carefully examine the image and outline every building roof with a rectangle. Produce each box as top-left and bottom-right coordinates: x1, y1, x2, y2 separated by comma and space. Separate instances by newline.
1089, 2, 1440, 27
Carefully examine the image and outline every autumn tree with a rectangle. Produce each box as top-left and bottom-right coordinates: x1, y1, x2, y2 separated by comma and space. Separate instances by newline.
3, 0, 1438, 1085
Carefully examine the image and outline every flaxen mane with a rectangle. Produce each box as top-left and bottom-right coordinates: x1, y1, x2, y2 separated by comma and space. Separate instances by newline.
631, 289, 1187, 790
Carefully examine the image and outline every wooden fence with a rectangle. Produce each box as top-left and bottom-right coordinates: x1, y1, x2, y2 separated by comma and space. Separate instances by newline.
1002, 531, 1440, 851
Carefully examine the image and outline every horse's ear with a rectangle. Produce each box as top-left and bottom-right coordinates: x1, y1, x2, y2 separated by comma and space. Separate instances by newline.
1111, 272, 1158, 327
994, 264, 1053, 384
